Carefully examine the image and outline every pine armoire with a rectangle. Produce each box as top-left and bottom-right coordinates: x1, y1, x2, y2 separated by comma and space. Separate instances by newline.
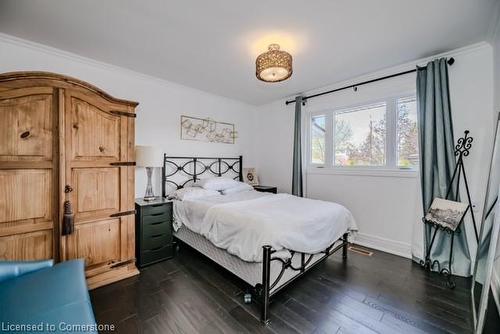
0, 71, 139, 289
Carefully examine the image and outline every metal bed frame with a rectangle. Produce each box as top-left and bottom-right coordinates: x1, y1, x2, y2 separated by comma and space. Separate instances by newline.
162, 155, 348, 324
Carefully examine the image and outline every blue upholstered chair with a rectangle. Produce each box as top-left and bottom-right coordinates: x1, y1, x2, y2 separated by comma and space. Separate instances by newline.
0, 259, 98, 333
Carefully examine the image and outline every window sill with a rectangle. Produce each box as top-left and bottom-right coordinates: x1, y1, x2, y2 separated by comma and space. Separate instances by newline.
306, 167, 418, 178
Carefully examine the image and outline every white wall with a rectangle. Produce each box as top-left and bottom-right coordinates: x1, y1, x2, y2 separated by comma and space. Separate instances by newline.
254, 43, 495, 259
0, 34, 257, 198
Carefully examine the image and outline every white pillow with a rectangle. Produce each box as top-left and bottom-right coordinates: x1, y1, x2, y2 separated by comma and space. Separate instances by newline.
168, 187, 220, 200
192, 177, 240, 191
221, 182, 253, 195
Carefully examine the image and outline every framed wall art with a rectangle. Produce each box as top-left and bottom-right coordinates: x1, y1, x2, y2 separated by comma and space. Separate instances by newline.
181, 115, 237, 144
424, 198, 469, 231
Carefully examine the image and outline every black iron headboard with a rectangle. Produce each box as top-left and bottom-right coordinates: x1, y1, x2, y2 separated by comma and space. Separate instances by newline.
162, 155, 243, 197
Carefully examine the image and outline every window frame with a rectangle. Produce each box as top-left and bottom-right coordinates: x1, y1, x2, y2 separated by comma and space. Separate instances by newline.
309, 114, 330, 166
306, 92, 418, 176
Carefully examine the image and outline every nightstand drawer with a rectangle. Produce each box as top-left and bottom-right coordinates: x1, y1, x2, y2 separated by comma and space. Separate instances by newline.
143, 212, 170, 225
143, 220, 170, 237
141, 245, 173, 265
143, 203, 171, 216
143, 219, 171, 238
142, 233, 171, 250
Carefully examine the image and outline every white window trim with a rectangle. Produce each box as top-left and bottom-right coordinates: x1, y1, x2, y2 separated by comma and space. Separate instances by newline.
306, 92, 418, 175
307, 166, 418, 178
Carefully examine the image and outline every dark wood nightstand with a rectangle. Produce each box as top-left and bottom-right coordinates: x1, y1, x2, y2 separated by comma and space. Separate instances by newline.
135, 198, 174, 268
253, 185, 277, 194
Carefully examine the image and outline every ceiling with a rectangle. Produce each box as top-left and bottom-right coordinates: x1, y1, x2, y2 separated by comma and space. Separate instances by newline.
0, 0, 498, 105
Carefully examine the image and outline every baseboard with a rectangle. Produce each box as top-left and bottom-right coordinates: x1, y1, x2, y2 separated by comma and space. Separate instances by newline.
492, 270, 500, 314
86, 263, 139, 290
353, 232, 412, 259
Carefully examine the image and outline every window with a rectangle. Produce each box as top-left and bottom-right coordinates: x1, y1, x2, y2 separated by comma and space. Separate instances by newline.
309, 95, 418, 171
396, 97, 418, 168
311, 115, 326, 164
334, 103, 386, 167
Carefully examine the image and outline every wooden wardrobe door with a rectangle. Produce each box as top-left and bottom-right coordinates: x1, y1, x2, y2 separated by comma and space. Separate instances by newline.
61, 89, 137, 288
0, 87, 58, 260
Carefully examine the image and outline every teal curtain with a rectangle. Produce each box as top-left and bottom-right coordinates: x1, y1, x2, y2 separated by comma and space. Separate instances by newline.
292, 96, 303, 197
416, 58, 471, 276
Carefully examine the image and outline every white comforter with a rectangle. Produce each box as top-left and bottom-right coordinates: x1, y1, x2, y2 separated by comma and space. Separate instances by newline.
175, 191, 357, 262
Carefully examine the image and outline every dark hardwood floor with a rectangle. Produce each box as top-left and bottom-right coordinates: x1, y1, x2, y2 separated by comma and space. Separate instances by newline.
91, 245, 475, 334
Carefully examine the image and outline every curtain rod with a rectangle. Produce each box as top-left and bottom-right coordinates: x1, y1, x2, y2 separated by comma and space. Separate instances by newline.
285, 57, 455, 105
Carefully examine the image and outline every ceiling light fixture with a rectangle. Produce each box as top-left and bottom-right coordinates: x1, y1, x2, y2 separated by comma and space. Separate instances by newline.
256, 44, 292, 83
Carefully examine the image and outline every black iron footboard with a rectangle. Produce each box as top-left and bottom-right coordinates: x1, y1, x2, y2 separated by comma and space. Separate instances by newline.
257, 233, 349, 324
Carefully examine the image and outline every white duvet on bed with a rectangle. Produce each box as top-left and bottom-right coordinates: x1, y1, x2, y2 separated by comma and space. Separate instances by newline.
174, 191, 357, 262
173, 190, 269, 233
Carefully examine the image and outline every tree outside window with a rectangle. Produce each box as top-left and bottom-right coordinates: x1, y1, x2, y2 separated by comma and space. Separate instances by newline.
310, 96, 419, 169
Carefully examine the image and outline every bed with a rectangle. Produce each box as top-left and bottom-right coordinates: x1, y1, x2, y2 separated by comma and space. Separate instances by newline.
162, 155, 357, 324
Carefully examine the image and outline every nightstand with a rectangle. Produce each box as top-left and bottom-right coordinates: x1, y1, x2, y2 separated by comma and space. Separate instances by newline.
135, 198, 174, 268
253, 185, 277, 194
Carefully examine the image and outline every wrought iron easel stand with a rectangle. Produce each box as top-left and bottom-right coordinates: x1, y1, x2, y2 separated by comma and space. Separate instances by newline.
419, 130, 478, 289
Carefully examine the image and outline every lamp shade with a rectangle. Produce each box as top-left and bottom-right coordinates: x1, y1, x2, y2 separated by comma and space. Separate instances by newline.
135, 146, 163, 167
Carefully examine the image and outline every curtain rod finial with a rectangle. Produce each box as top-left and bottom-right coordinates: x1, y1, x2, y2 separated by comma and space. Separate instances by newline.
447, 57, 455, 66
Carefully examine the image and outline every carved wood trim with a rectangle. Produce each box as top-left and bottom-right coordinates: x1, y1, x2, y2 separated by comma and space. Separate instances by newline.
0, 71, 139, 107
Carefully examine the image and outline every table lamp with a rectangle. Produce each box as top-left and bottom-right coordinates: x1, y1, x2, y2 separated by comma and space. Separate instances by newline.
136, 145, 163, 201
